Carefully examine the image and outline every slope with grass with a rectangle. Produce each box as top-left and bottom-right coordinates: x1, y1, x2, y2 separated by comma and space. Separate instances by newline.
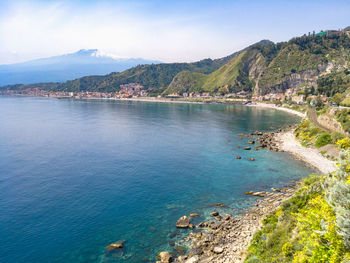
245, 156, 350, 263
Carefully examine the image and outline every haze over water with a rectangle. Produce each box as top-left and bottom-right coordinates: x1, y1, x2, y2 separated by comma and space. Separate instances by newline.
0, 96, 315, 263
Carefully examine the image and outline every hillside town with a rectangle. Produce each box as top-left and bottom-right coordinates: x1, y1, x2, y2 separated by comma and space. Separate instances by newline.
0, 83, 332, 107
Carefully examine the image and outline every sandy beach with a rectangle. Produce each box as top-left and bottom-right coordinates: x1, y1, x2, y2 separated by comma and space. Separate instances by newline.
247, 102, 336, 174
246, 102, 306, 118
276, 130, 337, 174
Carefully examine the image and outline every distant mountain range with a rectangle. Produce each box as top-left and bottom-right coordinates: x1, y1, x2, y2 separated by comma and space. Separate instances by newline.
0, 49, 160, 85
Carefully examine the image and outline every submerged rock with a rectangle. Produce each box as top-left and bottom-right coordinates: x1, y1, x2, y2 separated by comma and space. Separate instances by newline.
244, 147, 251, 150
189, 213, 198, 217
105, 241, 123, 251
174, 245, 187, 255
176, 216, 191, 228
210, 211, 219, 217
235, 156, 241, 159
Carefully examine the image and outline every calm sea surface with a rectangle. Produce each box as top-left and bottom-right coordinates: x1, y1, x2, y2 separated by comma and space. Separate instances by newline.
0, 96, 315, 263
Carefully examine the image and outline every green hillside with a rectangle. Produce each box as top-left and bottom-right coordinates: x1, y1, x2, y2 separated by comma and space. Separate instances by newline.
163, 34, 350, 97
2, 33, 350, 101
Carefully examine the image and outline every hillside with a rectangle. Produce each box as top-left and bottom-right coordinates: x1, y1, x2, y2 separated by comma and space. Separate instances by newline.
52, 46, 253, 93
163, 34, 350, 97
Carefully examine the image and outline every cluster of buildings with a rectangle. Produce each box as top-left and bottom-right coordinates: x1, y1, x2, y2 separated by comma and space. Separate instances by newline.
0, 84, 329, 106
166, 90, 250, 99
315, 28, 350, 37
119, 83, 147, 98
0, 83, 149, 99
253, 87, 328, 105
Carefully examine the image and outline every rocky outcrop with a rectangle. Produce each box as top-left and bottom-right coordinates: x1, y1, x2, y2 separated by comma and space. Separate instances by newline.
105, 241, 123, 251
176, 216, 191, 228
171, 185, 297, 263
157, 251, 172, 263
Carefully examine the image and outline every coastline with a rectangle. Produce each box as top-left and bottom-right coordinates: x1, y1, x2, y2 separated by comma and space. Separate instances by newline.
165, 184, 297, 263
160, 126, 337, 263
275, 130, 337, 174
157, 125, 337, 263
245, 102, 306, 118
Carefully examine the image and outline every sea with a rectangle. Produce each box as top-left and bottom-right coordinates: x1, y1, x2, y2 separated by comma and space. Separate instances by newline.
0, 96, 315, 263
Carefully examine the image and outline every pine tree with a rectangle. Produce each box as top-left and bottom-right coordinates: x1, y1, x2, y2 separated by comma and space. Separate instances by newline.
325, 150, 350, 248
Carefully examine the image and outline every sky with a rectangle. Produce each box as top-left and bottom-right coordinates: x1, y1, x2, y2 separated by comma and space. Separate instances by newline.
1, 0, 350, 64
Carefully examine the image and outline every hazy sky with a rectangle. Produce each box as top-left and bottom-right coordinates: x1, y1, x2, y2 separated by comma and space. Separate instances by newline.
1, 0, 350, 64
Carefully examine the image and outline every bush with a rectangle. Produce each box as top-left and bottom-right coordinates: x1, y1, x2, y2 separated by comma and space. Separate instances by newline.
315, 133, 331, 148
336, 137, 350, 149
331, 132, 345, 144
326, 150, 350, 249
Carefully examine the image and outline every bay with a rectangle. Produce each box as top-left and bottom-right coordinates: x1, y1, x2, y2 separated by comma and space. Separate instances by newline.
0, 96, 315, 263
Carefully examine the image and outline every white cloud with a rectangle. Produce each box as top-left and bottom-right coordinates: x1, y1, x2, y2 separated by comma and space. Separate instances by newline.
0, 1, 252, 64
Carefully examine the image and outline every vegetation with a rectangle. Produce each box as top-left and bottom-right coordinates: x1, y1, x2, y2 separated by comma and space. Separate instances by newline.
0, 82, 59, 91
318, 70, 350, 97
245, 151, 350, 262
334, 109, 350, 133
326, 150, 350, 249
314, 133, 332, 148
295, 119, 326, 147
295, 118, 348, 150
336, 137, 350, 149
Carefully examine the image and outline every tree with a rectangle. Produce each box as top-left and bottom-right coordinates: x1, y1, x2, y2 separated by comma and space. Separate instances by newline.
325, 150, 350, 249
218, 86, 229, 95
331, 93, 345, 105
310, 86, 315, 95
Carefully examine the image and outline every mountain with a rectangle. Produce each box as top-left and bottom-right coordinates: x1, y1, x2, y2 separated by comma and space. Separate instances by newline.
163, 33, 350, 97
2, 30, 350, 101
0, 49, 160, 85
41, 40, 271, 94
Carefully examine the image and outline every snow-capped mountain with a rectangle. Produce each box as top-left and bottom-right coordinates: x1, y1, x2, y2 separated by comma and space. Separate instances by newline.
0, 49, 160, 86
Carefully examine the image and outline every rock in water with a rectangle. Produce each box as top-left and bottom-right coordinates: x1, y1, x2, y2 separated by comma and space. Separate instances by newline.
105, 241, 123, 251
157, 251, 172, 262
210, 211, 219, 217
176, 216, 190, 228
189, 213, 198, 217
244, 147, 251, 150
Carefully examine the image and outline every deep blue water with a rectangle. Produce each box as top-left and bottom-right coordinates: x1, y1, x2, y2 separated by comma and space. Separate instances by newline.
0, 96, 315, 263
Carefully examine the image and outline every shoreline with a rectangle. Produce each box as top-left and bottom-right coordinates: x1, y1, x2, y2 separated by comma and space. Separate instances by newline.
3, 94, 306, 119
275, 130, 337, 174
163, 184, 297, 263
245, 102, 306, 118
158, 128, 337, 262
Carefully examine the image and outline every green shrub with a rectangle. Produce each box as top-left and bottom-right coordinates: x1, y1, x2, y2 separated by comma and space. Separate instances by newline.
282, 242, 294, 258
334, 109, 350, 133
326, 150, 350, 249
337, 137, 350, 149
331, 132, 344, 144
315, 133, 331, 148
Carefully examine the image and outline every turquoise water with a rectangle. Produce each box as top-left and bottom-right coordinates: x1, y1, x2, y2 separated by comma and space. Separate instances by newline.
0, 96, 315, 263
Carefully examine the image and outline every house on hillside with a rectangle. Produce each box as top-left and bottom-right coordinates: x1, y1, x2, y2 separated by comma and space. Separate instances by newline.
292, 95, 305, 104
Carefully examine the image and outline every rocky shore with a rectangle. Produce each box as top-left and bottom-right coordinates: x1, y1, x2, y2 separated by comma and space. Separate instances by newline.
156, 125, 337, 263
157, 185, 296, 263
